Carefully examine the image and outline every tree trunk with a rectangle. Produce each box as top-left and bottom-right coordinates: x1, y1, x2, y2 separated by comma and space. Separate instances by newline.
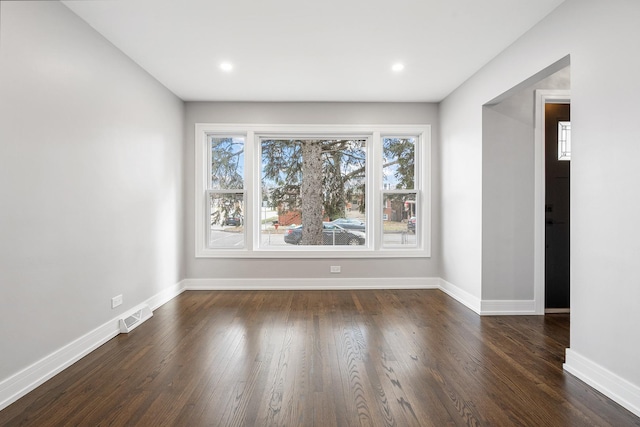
325, 150, 346, 220
300, 140, 324, 245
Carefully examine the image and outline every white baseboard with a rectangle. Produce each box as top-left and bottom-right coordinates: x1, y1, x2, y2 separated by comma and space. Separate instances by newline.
0, 316, 120, 412
183, 277, 441, 291
564, 349, 640, 418
146, 281, 187, 310
481, 299, 536, 315
0, 280, 187, 412
183, 277, 491, 318
438, 278, 482, 314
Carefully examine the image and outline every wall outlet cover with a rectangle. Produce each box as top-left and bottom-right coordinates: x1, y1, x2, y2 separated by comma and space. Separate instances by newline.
111, 294, 123, 309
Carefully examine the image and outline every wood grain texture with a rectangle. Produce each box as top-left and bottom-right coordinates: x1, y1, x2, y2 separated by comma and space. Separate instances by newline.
1, 290, 638, 426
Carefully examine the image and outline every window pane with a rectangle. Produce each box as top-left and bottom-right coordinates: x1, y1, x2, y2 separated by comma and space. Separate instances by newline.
382, 137, 415, 190
558, 121, 571, 161
260, 138, 366, 247
382, 193, 417, 247
210, 136, 244, 189
209, 192, 244, 248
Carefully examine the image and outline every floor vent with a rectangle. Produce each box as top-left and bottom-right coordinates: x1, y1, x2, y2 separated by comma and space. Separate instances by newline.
119, 305, 152, 333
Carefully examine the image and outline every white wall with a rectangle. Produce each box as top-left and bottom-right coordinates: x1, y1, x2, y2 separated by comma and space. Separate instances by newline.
440, 0, 640, 412
482, 108, 535, 301
184, 102, 440, 280
0, 1, 184, 385
482, 67, 570, 302
439, 89, 483, 299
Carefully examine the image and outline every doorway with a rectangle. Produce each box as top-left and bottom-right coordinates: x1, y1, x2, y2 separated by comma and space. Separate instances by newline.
545, 103, 570, 311
534, 89, 570, 315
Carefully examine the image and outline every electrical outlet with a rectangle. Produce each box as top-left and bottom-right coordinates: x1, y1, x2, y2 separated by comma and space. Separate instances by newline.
330, 265, 341, 273
111, 294, 123, 309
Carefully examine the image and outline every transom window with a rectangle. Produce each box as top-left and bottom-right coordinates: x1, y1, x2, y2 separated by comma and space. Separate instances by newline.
195, 124, 430, 258
558, 121, 571, 161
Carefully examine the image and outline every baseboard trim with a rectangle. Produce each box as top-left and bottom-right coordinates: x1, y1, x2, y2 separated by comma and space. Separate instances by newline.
146, 281, 187, 311
0, 280, 187, 412
183, 277, 488, 317
438, 278, 482, 314
564, 349, 640, 417
0, 317, 119, 412
183, 277, 441, 291
481, 299, 536, 315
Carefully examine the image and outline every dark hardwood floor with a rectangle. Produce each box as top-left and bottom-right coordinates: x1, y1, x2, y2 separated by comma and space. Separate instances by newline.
1, 290, 638, 426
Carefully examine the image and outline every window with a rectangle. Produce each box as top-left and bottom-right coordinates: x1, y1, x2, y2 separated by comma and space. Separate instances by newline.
260, 138, 367, 248
558, 121, 571, 161
195, 124, 430, 258
382, 137, 417, 248
206, 136, 245, 248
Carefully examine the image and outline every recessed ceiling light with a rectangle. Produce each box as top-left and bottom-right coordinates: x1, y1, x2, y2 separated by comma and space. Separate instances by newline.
220, 62, 233, 72
392, 63, 405, 72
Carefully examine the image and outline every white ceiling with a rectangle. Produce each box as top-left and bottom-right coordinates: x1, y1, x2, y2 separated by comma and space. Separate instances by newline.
62, 0, 565, 102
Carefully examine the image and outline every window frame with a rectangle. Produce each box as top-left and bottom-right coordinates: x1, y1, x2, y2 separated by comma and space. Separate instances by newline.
195, 123, 431, 258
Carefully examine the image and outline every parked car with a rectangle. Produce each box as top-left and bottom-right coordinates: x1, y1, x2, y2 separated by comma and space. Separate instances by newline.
329, 218, 366, 231
407, 216, 416, 233
224, 216, 242, 226
284, 222, 365, 245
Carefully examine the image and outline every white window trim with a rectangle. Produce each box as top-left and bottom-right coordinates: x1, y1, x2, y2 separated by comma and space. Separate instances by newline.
195, 123, 431, 258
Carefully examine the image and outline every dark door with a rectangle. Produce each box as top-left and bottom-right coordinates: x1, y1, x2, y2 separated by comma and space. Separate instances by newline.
545, 103, 570, 310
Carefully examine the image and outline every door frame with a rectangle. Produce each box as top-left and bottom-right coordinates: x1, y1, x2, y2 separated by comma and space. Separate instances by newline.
534, 90, 571, 315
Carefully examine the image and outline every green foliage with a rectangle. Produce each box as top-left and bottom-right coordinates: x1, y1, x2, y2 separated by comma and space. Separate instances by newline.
262, 139, 303, 213
383, 137, 415, 189
262, 138, 366, 221
209, 193, 243, 227
211, 137, 244, 190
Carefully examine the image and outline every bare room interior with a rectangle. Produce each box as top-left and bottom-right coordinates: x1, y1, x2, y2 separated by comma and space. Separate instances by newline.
1, 0, 639, 425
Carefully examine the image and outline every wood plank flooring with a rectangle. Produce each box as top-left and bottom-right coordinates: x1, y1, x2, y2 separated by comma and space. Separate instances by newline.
1, 290, 638, 426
